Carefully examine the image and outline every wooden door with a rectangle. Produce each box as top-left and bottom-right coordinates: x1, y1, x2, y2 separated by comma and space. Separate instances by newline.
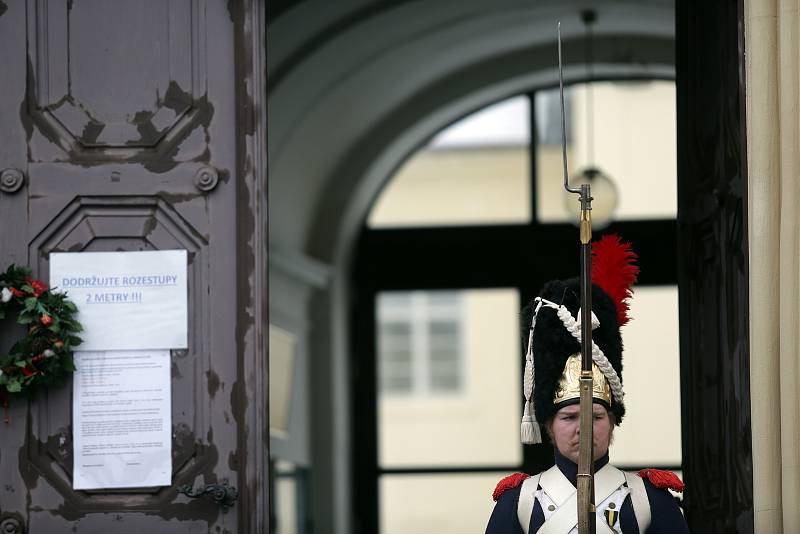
0, 1, 268, 532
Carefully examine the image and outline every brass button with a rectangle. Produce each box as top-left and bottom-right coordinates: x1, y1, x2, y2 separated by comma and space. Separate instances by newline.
547, 505, 556, 512
608, 502, 616, 509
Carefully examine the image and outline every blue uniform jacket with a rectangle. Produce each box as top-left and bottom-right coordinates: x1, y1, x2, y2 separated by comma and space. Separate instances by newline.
485, 452, 690, 534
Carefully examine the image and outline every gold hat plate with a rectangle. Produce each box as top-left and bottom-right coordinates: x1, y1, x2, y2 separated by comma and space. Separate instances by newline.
553, 354, 613, 406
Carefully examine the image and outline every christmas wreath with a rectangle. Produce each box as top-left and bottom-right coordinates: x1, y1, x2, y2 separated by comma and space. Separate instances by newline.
0, 265, 82, 396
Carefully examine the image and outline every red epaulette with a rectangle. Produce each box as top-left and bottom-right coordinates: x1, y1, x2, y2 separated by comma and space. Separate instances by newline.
638, 469, 685, 493
492, 472, 530, 502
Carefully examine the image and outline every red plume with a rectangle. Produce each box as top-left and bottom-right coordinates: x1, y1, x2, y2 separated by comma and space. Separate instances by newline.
591, 234, 639, 326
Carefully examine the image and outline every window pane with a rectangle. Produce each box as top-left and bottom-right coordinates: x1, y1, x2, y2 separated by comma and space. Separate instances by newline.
427, 291, 460, 308
380, 473, 505, 534
380, 292, 412, 308
368, 97, 531, 228
378, 322, 413, 393
273, 461, 310, 534
275, 475, 298, 534
428, 320, 460, 392
377, 289, 522, 467
536, 80, 677, 223
535, 86, 573, 145
377, 292, 461, 397
612, 286, 682, 467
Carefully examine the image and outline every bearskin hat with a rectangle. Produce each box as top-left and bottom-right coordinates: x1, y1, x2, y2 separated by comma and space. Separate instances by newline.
519, 234, 638, 444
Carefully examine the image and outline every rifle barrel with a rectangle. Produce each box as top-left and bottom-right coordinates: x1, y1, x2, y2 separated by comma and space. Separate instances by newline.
558, 23, 596, 533
577, 186, 596, 534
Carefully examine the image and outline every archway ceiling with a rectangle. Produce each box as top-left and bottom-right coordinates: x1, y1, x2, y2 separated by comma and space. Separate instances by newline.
267, 0, 675, 265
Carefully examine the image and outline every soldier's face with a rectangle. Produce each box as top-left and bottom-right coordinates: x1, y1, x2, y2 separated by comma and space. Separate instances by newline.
548, 403, 613, 464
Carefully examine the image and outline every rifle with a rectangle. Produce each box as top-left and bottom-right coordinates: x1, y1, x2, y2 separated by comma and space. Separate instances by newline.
557, 22, 596, 534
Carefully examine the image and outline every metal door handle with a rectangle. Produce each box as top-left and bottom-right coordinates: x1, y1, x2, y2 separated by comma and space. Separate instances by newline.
177, 480, 238, 512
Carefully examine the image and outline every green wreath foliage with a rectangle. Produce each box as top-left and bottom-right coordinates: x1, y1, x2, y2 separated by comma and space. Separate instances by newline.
0, 264, 82, 394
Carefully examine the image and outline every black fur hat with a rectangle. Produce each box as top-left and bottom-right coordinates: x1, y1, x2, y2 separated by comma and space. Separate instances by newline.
519, 235, 638, 444
522, 279, 625, 425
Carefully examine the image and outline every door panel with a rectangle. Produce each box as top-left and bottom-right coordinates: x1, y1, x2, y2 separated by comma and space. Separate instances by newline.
26, 0, 208, 155
0, 1, 268, 532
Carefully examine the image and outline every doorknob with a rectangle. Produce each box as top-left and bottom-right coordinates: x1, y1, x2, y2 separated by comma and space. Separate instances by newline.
177, 480, 238, 512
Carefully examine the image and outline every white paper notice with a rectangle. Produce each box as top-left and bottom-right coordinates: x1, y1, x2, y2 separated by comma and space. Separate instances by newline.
72, 350, 172, 490
49, 250, 187, 351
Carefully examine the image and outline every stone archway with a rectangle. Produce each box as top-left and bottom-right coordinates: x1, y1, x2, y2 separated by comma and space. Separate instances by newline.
267, 3, 674, 531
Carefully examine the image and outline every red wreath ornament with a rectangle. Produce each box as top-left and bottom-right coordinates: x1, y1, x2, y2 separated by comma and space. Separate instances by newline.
0, 265, 82, 416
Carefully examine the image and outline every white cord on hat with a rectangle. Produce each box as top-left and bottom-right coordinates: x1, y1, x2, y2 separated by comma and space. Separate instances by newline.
521, 300, 543, 444
537, 297, 625, 405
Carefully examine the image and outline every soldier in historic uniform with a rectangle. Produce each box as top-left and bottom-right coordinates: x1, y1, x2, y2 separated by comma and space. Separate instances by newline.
485, 235, 690, 534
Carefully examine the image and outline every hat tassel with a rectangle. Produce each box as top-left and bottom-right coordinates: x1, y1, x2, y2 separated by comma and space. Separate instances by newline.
521, 325, 542, 444
521, 399, 541, 445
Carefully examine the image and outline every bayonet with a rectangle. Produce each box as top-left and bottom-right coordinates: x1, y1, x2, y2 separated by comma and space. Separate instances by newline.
558, 21, 596, 534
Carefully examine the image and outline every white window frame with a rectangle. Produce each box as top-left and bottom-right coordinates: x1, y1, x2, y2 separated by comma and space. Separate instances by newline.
377, 290, 464, 396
